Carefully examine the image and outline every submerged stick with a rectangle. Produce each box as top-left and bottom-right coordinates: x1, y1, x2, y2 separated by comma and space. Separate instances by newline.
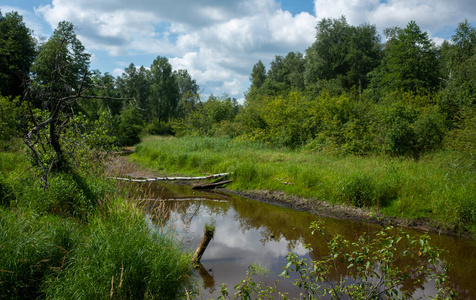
192, 224, 215, 265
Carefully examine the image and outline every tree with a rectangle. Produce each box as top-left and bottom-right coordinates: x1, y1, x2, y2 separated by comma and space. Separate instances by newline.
250, 60, 266, 89
0, 10, 36, 97
174, 69, 200, 119
24, 22, 129, 185
374, 21, 440, 93
305, 16, 382, 91
116, 63, 150, 120
440, 20, 476, 117
149, 56, 179, 124
268, 52, 305, 91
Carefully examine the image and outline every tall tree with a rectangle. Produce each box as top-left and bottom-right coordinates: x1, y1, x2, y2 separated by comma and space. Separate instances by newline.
305, 16, 382, 91
149, 56, 179, 123
0, 11, 36, 97
375, 21, 440, 93
25, 22, 130, 184
116, 63, 150, 120
440, 20, 476, 120
250, 60, 266, 89
174, 69, 199, 119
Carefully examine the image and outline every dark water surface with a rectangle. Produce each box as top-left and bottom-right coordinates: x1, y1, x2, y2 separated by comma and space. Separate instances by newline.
135, 182, 475, 299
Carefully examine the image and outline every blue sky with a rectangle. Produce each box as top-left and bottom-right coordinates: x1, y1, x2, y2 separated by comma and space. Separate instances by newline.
2, 0, 476, 101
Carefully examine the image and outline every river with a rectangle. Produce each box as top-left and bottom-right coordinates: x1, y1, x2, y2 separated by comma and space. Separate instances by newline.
133, 181, 475, 299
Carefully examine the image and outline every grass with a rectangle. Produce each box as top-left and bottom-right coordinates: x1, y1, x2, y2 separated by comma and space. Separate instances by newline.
0, 149, 192, 299
131, 136, 476, 234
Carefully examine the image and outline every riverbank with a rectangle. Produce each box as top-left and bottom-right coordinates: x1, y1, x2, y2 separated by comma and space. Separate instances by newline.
127, 136, 476, 238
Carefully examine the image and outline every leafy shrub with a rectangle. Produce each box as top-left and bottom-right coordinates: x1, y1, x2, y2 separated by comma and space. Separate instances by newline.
219, 222, 456, 299
115, 107, 144, 146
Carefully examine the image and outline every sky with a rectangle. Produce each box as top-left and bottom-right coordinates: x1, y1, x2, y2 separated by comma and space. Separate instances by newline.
2, 0, 476, 102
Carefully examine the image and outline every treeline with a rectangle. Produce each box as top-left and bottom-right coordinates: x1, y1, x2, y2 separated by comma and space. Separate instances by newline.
1, 11, 475, 158
232, 17, 475, 158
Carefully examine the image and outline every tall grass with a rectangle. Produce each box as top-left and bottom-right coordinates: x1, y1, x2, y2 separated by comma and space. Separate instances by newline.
0, 150, 192, 299
131, 136, 476, 234
43, 198, 191, 300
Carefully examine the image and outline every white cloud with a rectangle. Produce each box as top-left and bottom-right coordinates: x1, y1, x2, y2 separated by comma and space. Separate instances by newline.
29, 0, 476, 100
112, 68, 124, 77
314, 0, 476, 37
32, 0, 319, 100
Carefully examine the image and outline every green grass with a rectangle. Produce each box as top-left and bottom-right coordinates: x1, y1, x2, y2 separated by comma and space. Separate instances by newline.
131, 136, 476, 234
0, 150, 192, 299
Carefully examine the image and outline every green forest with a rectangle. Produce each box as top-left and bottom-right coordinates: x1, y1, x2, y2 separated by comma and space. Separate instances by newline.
0, 9, 475, 299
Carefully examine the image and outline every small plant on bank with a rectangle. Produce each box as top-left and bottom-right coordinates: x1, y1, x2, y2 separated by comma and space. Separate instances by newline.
219, 221, 456, 299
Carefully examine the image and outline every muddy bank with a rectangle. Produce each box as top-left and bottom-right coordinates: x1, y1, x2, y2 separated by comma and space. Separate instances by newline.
229, 189, 474, 238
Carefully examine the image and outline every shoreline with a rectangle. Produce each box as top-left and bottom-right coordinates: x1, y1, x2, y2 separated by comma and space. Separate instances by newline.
227, 188, 473, 239
107, 154, 473, 239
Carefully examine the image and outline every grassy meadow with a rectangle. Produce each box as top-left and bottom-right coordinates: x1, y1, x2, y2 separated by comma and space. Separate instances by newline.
131, 136, 476, 235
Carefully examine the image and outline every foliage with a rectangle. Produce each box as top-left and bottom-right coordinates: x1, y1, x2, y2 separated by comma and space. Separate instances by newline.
305, 16, 382, 91
0, 95, 26, 149
373, 21, 440, 93
115, 105, 144, 146
0, 10, 36, 97
173, 94, 240, 137
149, 56, 179, 124
219, 221, 455, 299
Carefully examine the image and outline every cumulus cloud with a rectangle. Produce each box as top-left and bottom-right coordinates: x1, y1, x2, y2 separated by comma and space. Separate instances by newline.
314, 0, 476, 37
31, 0, 318, 100
27, 0, 476, 100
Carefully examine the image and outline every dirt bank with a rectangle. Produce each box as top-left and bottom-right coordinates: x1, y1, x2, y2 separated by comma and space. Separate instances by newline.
229, 189, 471, 238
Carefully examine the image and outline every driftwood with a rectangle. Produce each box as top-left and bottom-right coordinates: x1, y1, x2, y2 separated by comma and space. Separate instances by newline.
113, 173, 231, 182
192, 180, 232, 190
191, 227, 215, 264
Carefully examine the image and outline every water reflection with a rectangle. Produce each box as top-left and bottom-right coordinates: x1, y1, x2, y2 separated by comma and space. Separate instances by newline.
134, 182, 476, 299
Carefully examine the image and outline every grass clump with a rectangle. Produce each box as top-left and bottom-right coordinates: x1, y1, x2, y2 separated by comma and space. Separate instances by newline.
44, 199, 191, 300
0, 208, 80, 300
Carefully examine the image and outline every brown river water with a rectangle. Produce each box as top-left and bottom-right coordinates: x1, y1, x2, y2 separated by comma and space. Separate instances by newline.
133, 182, 475, 299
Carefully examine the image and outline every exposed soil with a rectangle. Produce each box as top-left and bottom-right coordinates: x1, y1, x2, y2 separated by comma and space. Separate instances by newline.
107, 154, 473, 239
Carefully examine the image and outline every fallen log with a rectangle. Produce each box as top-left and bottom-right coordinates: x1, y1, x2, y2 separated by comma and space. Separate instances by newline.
192, 180, 232, 190
112, 172, 231, 182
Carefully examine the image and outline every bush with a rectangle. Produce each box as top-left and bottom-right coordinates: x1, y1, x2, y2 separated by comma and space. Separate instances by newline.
115, 107, 144, 146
